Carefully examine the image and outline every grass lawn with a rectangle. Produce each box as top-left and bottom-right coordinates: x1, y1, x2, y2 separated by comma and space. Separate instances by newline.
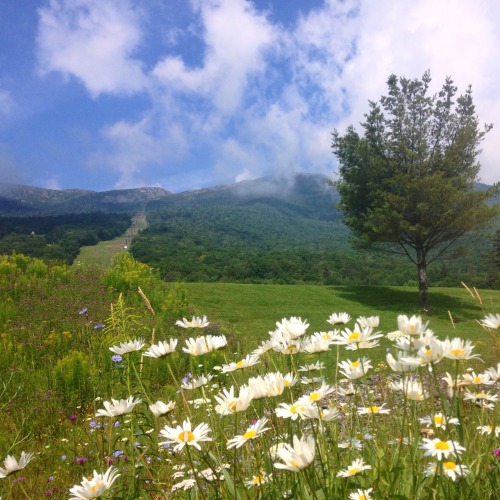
73, 214, 147, 267
184, 282, 500, 364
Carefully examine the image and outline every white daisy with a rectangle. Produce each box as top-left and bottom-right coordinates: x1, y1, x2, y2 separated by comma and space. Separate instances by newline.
158, 418, 212, 452
69, 466, 120, 499
327, 312, 351, 325
420, 438, 465, 460
273, 435, 315, 472
336, 458, 372, 477
95, 396, 142, 417
175, 316, 210, 328
109, 338, 145, 355
480, 313, 500, 329
143, 339, 178, 358
227, 418, 270, 449
149, 400, 176, 417
0, 452, 34, 478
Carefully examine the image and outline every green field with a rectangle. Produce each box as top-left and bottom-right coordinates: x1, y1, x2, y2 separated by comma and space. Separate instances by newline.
184, 282, 500, 362
73, 214, 147, 266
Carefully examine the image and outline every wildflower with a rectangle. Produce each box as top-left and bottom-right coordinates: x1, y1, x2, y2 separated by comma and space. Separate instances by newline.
338, 357, 372, 379
176, 315, 210, 328
111, 354, 122, 363
397, 315, 429, 336
327, 312, 351, 325
462, 371, 494, 386
302, 334, 331, 353
69, 466, 120, 499
332, 324, 383, 350
78, 308, 88, 315
171, 478, 196, 492
143, 339, 178, 358
252, 339, 276, 356
183, 335, 227, 356
463, 390, 498, 404
337, 458, 372, 477
298, 361, 325, 372
420, 438, 465, 460
75, 457, 88, 465
109, 338, 145, 355
349, 488, 373, 500
402, 337, 444, 366
357, 316, 379, 328
357, 403, 391, 415
419, 413, 459, 430
95, 396, 142, 417
486, 362, 500, 381
300, 375, 325, 385
301, 405, 339, 421
0, 452, 34, 478
158, 418, 212, 452
338, 439, 363, 450
181, 374, 213, 390
214, 385, 253, 415
275, 402, 309, 420
386, 352, 418, 373
297, 382, 335, 404
221, 354, 260, 373
149, 400, 176, 417
227, 418, 270, 449
424, 461, 470, 481
493, 449, 500, 457
273, 435, 315, 472
272, 338, 302, 354
390, 377, 427, 401
443, 337, 481, 361
244, 472, 271, 487
480, 313, 500, 329
274, 316, 309, 340
477, 425, 500, 437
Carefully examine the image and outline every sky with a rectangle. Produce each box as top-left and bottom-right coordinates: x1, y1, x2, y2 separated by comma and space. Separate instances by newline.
0, 0, 499, 193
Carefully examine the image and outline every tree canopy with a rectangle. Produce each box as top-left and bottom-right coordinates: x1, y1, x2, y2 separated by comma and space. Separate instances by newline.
332, 72, 499, 308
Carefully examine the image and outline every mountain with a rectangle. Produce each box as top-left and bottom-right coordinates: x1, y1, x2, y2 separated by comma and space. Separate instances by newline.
0, 183, 170, 214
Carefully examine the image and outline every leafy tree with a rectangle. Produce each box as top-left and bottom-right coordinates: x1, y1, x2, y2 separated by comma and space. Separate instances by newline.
332, 72, 499, 308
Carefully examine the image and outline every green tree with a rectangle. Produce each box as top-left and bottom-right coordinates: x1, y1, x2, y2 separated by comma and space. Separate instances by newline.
331, 72, 499, 308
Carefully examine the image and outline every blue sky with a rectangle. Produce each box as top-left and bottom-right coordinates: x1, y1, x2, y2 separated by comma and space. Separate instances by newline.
1, 0, 499, 193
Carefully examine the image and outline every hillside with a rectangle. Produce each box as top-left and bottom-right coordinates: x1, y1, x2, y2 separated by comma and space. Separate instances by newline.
0, 183, 170, 214
130, 174, 498, 287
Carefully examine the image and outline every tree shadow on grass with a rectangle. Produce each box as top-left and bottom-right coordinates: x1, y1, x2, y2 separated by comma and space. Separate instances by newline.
330, 285, 483, 322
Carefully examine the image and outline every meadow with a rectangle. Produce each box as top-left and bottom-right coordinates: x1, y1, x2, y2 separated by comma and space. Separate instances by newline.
0, 252, 499, 498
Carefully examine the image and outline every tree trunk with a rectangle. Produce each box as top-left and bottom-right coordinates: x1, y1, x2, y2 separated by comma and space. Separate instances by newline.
416, 246, 428, 310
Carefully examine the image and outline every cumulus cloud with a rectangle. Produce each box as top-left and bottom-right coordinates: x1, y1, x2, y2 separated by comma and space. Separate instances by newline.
36, 0, 499, 189
36, 0, 147, 97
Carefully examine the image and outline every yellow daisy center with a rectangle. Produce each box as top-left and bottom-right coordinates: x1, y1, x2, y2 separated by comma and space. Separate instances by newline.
368, 406, 379, 413
253, 475, 265, 484
443, 461, 456, 470
348, 331, 359, 342
473, 376, 481, 383
350, 361, 360, 368
236, 360, 244, 367
435, 441, 450, 450
243, 429, 257, 439
179, 430, 196, 443
451, 348, 464, 357
309, 392, 320, 401
348, 467, 361, 475
434, 415, 443, 424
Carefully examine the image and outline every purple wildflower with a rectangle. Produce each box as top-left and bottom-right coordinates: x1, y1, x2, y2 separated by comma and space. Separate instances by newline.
75, 457, 87, 465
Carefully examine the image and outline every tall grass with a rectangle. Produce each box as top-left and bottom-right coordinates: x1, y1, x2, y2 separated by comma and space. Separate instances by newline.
0, 254, 498, 498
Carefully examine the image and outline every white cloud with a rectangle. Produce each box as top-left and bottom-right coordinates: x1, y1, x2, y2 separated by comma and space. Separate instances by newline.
152, 0, 277, 116
36, 0, 147, 97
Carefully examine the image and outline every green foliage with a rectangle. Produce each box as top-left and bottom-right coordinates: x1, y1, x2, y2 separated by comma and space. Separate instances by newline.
332, 72, 499, 306
0, 212, 131, 264
53, 350, 94, 406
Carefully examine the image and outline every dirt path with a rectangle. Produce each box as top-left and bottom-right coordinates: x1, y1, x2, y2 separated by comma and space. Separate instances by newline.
73, 213, 147, 267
